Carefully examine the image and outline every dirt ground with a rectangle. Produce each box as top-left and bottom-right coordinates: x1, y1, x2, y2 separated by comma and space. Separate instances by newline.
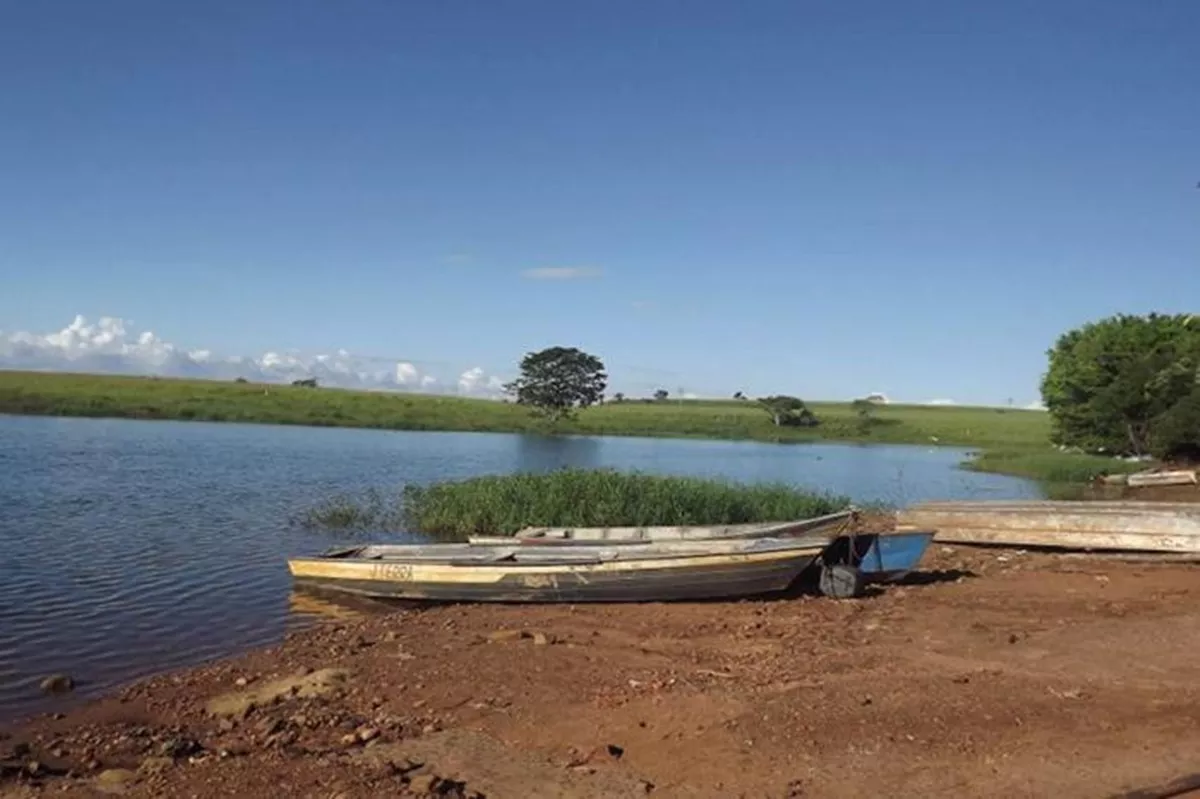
3, 542, 1200, 799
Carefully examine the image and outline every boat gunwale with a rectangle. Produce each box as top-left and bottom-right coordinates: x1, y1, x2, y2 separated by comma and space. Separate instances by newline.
509, 507, 858, 541
287, 544, 827, 580
297, 536, 832, 569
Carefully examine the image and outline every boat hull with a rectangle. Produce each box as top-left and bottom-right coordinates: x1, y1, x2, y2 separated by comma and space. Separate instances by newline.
1127, 470, 1197, 488
287, 544, 826, 603
897, 500, 1200, 553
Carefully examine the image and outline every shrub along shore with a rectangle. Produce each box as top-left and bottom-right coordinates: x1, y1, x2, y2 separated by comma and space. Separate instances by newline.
0, 370, 1143, 486
300, 469, 852, 540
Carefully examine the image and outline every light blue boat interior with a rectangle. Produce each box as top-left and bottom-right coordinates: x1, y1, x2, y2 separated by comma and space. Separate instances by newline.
856, 531, 935, 581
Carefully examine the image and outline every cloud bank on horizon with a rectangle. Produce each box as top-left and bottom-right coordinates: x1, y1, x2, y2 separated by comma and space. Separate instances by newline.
0, 316, 1045, 409
0, 315, 509, 396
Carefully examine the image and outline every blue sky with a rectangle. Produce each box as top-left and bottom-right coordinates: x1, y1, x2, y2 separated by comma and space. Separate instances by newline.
1, 0, 1196, 404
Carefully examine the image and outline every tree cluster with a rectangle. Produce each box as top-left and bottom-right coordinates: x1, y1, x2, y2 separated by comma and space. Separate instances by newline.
1041, 313, 1200, 459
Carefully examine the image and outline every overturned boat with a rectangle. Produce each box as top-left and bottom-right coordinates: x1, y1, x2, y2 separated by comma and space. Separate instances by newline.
287, 535, 836, 603
897, 500, 1200, 553
1126, 469, 1198, 489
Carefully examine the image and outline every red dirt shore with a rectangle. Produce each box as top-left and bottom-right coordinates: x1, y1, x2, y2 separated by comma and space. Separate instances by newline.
3, 544, 1199, 799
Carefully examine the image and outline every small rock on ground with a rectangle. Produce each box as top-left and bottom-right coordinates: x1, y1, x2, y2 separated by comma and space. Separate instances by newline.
39, 674, 75, 694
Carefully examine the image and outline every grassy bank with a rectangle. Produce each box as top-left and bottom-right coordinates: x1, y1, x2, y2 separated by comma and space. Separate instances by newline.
0, 369, 1050, 445
0, 370, 1139, 484
301, 468, 851, 540
964, 449, 1145, 483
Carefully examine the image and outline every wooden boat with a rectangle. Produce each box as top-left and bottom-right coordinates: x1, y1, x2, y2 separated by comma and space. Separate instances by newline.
466, 507, 858, 545
896, 500, 1200, 553
464, 508, 931, 586
287, 535, 835, 603
1126, 469, 1198, 488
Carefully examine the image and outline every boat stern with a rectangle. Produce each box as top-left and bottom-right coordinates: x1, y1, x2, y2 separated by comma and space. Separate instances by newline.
858, 531, 935, 582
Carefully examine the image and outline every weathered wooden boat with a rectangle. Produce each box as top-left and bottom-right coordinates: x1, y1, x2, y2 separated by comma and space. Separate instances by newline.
466, 507, 858, 545
896, 500, 1200, 553
1126, 469, 1198, 488
465, 508, 930, 588
287, 535, 835, 603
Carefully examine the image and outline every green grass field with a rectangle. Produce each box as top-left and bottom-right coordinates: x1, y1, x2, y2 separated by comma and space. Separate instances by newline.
0, 369, 1140, 485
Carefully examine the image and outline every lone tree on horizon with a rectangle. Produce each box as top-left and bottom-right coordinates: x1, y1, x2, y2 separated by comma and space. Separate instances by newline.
504, 346, 607, 422
757, 395, 818, 428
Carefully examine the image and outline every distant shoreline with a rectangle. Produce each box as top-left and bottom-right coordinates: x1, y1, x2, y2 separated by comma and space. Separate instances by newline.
0, 369, 1139, 487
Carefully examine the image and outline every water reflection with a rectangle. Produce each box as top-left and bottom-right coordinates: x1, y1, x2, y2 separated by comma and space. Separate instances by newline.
287, 590, 370, 622
286, 588, 406, 622
512, 433, 604, 472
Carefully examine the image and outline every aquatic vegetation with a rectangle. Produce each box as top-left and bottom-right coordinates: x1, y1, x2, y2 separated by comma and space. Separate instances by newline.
295, 487, 406, 532
398, 468, 851, 540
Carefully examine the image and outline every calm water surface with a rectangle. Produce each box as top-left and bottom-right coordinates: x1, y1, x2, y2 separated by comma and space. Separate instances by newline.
0, 415, 1041, 722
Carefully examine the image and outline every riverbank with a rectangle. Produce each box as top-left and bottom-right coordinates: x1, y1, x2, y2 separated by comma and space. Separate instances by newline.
3, 538, 1198, 798
0, 370, 1140, 485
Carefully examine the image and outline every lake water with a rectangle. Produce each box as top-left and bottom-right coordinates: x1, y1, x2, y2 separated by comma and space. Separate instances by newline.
0, 415, 1041, 722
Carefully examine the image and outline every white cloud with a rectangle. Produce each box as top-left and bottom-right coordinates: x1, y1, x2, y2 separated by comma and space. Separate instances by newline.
1024, 401, 1048, 411
519, 266, 602, 280
457, 366, 506, 396
394, 362, 419, 384
925, 398, 957, 406
0, 315, 508, 396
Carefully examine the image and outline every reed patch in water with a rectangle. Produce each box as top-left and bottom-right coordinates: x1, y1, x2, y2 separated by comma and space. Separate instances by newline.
299, 468, 852, 541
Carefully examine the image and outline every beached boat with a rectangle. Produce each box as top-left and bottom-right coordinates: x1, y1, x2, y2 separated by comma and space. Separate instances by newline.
287, 536, 834, 603
896, 500, 1200, 553
1126, 469, 1198, 488
467, 508, 858, 545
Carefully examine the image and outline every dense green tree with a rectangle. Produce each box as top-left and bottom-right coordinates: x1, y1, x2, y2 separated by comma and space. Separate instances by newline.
1150, 386, 1200, 460
757, 395, 818, 427
503, 346, 607, 421
1040, 313, 1200, 457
